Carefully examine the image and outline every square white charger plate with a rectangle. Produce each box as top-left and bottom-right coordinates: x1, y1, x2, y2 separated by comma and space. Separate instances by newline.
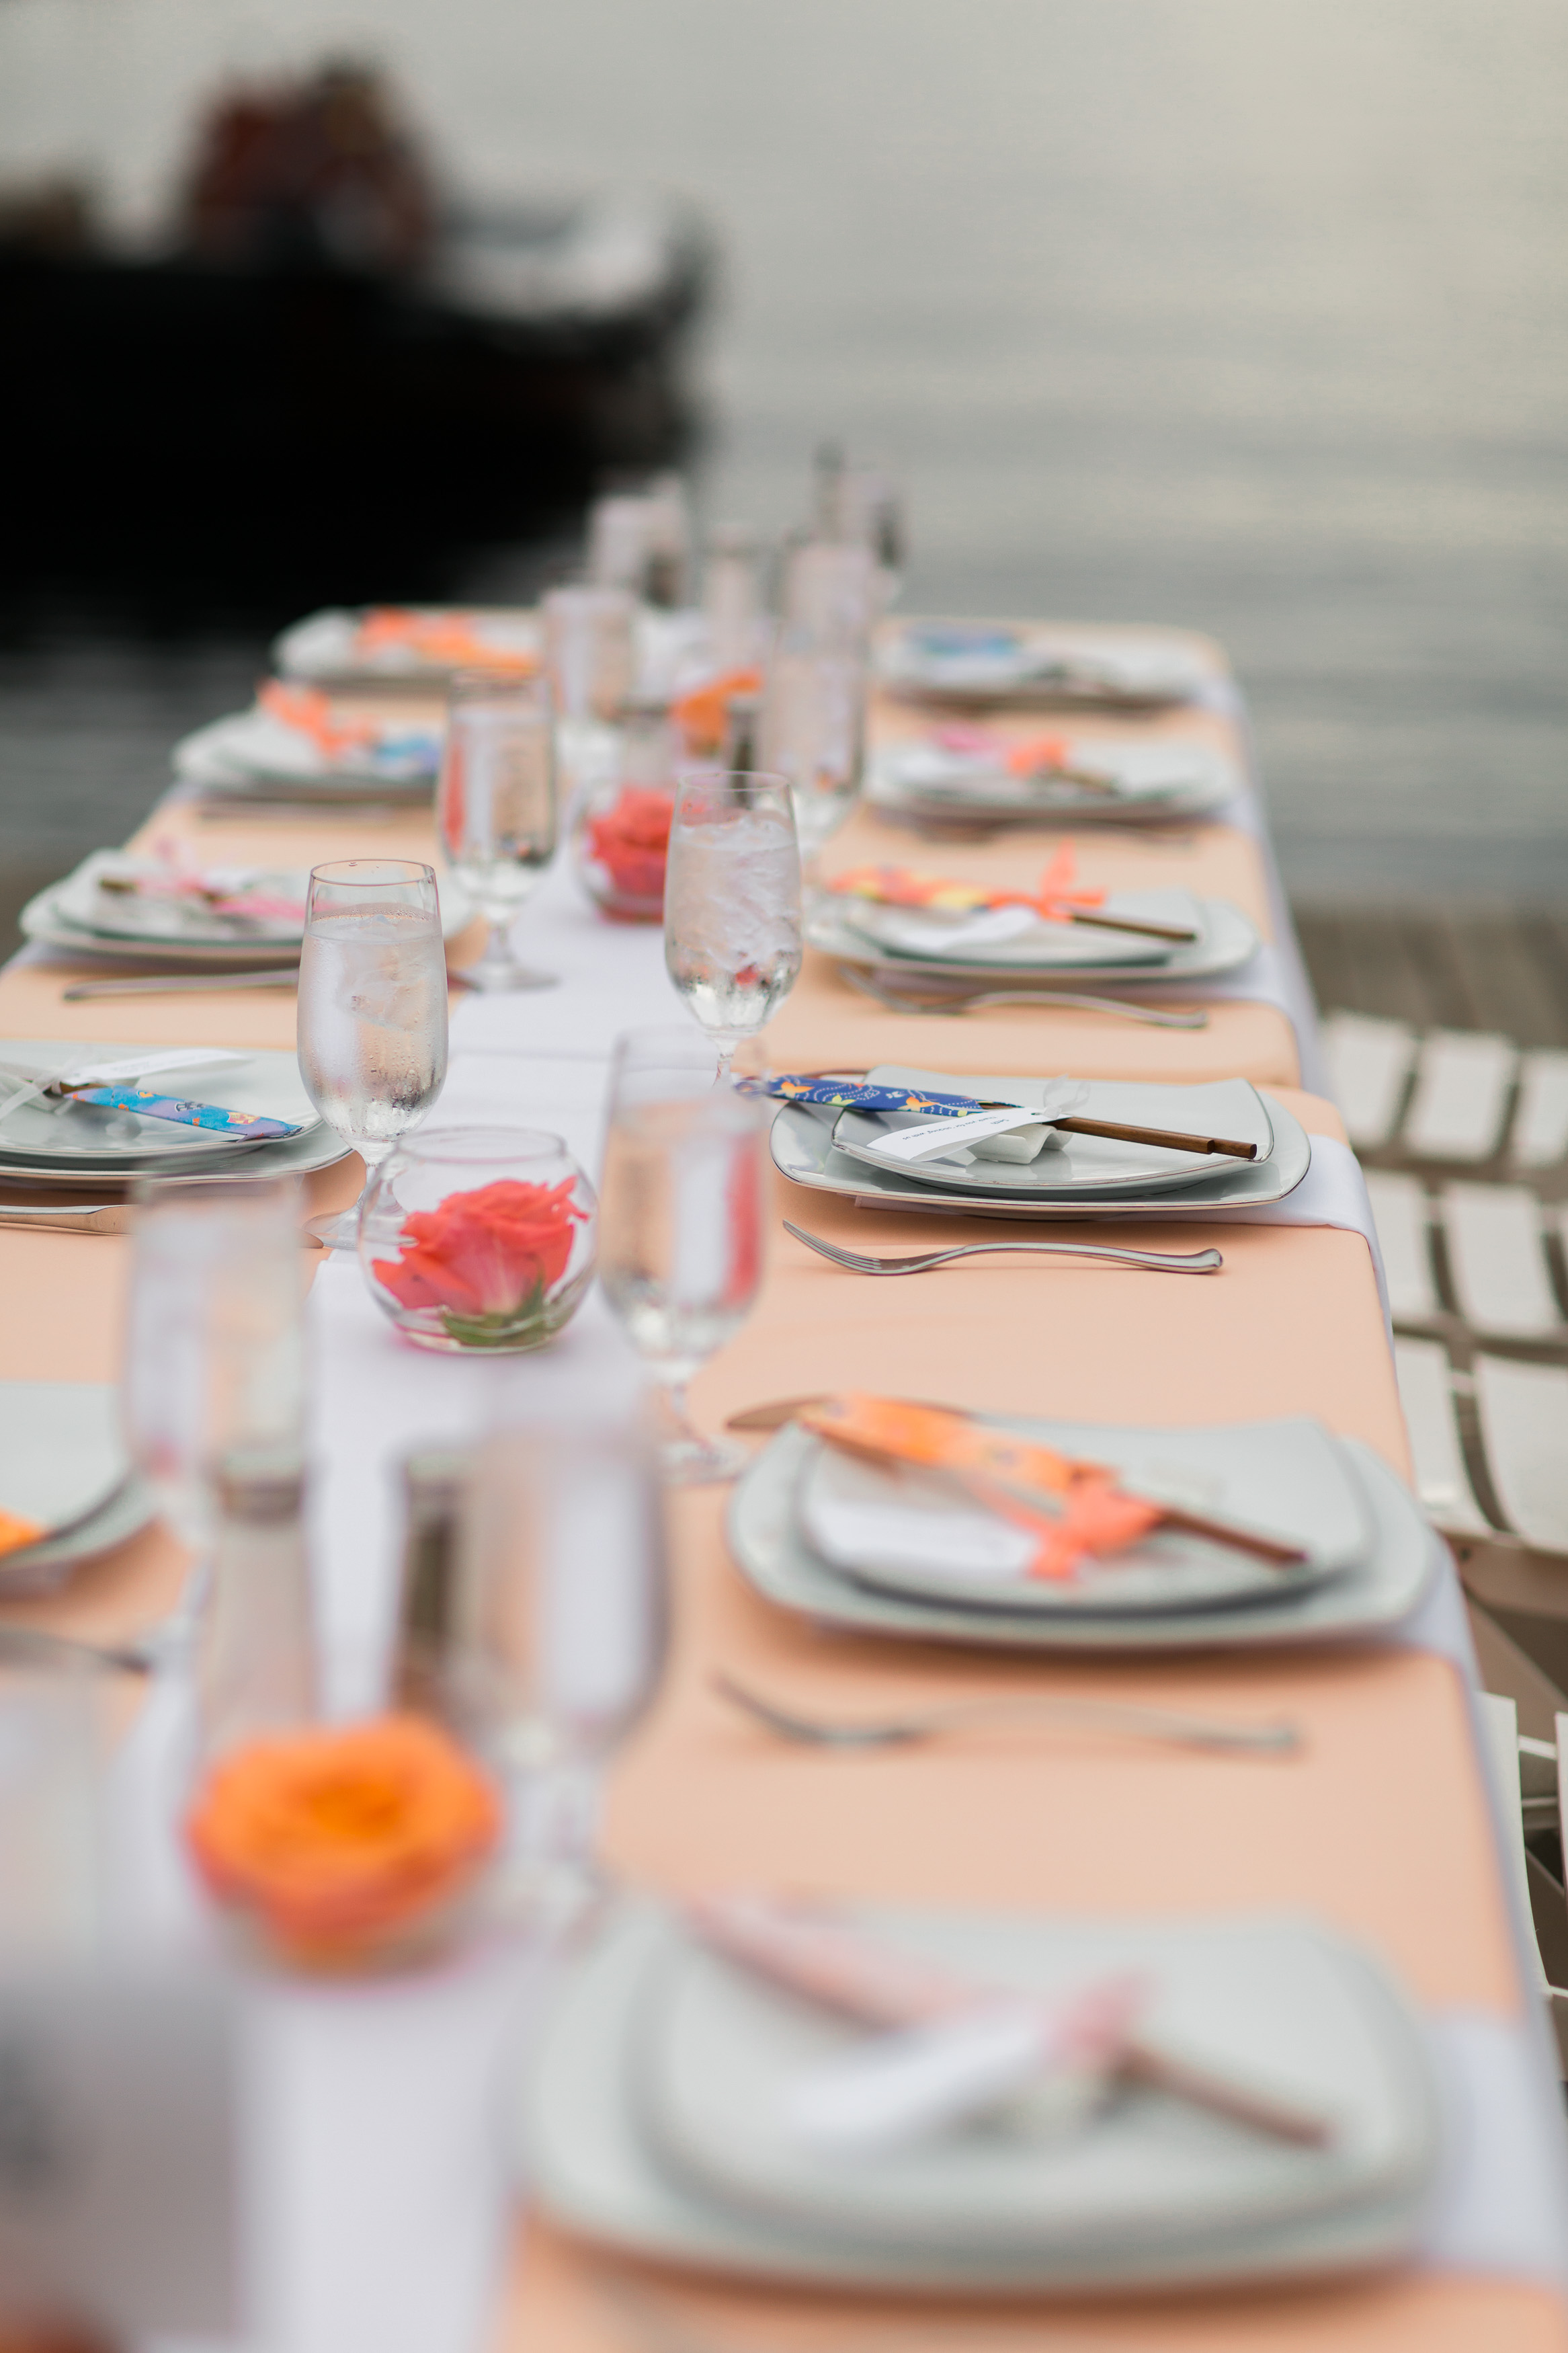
726, 1420, 1436, 1650
525, 1900, 1441, 2293
830, 1073, 1275, 1199
797, 1414, 1369, 1616
771, 1071, 1310, 1220
20, 861, 472, 967
807, 893, 1259, 986
876, 625, 1216, 709
0, 1043, 322, 1166
0, 1381, 155, 1594
0, 1046, 351, 1189
173, 709, 440, 795
866, 740, 1237, 825
838, 889, 1202, 973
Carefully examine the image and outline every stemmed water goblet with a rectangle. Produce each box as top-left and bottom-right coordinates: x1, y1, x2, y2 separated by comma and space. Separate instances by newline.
295, 858, 449, 1249
446, 1421, 667, 1926
436, 670, 559, 991
121, 1172, 306, 1677
663, 768, 802, 1084
597, 1026, 768, 1484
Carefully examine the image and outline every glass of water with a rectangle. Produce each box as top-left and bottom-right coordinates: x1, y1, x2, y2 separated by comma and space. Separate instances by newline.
448, 1420, 667, 1925
759, 638, 868, 872
663, 768, 802, 1082
437, 671, 559, 992
122, 1174, 306, 1562
597, 1027, 767, 1484
296, 858, 449, 1249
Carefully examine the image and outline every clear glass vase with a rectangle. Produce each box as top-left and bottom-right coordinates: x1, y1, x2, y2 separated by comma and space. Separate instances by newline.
358, 1127, 597, 1355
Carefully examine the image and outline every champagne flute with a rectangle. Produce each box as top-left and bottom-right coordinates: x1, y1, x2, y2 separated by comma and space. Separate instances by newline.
437, 670, 559, 991
597, 1027, 767, 1484
296, 858, 448, 1248
663, 768, 802, 1082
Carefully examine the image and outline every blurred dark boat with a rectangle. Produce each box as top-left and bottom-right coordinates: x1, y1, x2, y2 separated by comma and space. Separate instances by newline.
0, 65, 712, 616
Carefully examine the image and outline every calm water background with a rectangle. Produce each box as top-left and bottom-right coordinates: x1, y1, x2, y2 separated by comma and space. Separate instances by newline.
1, 0, 1564, 904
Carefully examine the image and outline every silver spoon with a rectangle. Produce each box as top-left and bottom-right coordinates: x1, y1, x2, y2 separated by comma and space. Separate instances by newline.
834, 965, 1208, 1029
783, 1220, 1223, 1277
713, 1673, 1300, 1757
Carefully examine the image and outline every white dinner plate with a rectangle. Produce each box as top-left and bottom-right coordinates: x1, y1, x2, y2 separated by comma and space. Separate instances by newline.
727, 1425, 1438, 1651
273, 604, 541, 688
839, 891, 1198, 972
770, 1080, 1311, 1220
0, 1470, 155, 1597
866, 737, 1239, 827
45, 853, 307, 949
173, 708, 440, 795
0, 1045, 321, 1166
878, 623, 1217, 709
798, 1414, 1370, 1615
20, 863, 472, 968
808, 893, 1259, 988
0, 1381, 129, 1543
526, 1900, 1440, 2292
830, 1073, 1276, 1199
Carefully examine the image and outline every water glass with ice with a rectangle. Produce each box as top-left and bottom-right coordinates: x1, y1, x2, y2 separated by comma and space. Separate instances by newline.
295, 857, 448, 1248
597, 1027, 768, 1484
437, 670, 559, 991
663, 768, 802, 1081
122, 1174, 306, 1563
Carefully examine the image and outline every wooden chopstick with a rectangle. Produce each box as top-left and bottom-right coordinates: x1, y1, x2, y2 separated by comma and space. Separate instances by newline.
1067, 910, 1200, 943
966, 1107, 1258, 1161
1048, 1115, 1257, 1162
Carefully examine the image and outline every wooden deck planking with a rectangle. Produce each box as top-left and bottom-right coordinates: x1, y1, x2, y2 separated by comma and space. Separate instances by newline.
1296, 908, 1568, 1048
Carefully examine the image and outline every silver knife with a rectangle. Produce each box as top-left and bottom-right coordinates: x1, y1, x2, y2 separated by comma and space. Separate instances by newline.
0, 1203, 323, 1246
61, 969, 298, 1000
0, 1203, 133, 1234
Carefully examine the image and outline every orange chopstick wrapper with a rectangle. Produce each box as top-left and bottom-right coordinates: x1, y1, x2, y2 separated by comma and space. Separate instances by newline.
797, 1394, 1161, 1582
830, 842, 1106, 922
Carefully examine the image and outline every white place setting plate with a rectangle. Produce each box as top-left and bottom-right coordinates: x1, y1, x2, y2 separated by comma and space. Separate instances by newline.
808, 891, 1260, 987
173, 706, 440, 800
727, 1419, 1438, 1651
878, 623, 1216, 709
0, 1381, 155, 1593
829, 1073, 1276, 1200
798, 1414, 1370, 1616
526, 1899, 1440, 2292
0, 1044, 322, 1167
770, 1067, 1311, 1220
21, 857, 472, 969
0, 1045, 349, 1191
274, 604, 542, 688
38, 851, 308, 951
867, 737, 1239, 826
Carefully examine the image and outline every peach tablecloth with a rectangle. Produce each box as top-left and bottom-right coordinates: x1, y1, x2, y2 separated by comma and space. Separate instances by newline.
0, 633, 1559, 2352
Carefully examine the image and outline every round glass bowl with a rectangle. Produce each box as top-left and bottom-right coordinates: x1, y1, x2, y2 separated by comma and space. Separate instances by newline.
568, 703, 677, 922
358, 1127, 597, 1354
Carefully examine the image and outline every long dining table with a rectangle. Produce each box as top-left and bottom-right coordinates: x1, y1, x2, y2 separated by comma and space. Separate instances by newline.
1, 621, 1564, 2352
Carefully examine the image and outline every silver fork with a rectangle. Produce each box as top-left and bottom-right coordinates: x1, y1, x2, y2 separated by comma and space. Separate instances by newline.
784, 1220, 1223, 1277
713, 1673, 1299, 1757
834, 965, 1208, 1029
